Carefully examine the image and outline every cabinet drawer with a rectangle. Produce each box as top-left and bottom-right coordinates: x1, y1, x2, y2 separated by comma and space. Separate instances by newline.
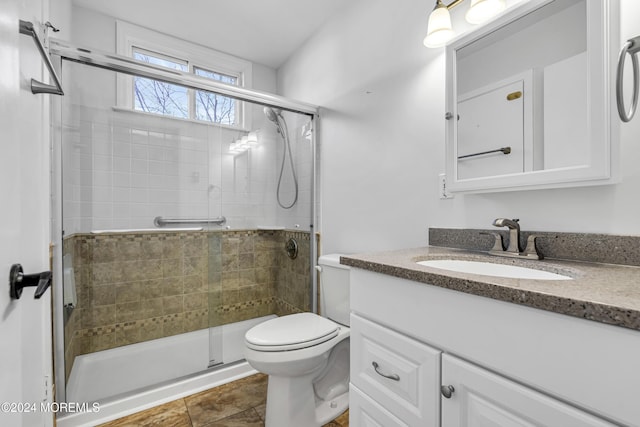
350, 314, 441, 426
350, 384, 408, 427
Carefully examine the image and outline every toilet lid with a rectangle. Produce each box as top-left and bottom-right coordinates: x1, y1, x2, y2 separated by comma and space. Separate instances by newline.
245, 313, 339, 351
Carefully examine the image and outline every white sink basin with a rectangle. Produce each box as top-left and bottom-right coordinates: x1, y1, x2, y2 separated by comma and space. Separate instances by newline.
416, 259, 572, 281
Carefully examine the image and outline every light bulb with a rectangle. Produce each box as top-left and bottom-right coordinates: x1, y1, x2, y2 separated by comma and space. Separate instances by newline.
247, 131, 258, 146
466, 0, 506, 24
424, 4, 454, 48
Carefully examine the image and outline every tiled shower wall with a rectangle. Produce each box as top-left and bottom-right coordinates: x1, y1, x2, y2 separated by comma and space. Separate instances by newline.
62, 103, 313, 234
63, 229, 311, 381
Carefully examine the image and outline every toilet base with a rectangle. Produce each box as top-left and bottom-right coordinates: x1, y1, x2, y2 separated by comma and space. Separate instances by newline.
315, 389, 349, 426
264, 373, 349, 427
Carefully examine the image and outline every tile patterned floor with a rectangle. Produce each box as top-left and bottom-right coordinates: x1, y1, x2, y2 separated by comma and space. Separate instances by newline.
99, 374, 349, 427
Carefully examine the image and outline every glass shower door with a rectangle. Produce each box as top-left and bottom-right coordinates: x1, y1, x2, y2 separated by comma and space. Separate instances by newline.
59, 60, 230, 402
56, 51, 317, 407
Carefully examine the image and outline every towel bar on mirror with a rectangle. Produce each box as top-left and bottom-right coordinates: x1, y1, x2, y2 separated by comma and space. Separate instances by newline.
458, 146, 511, 160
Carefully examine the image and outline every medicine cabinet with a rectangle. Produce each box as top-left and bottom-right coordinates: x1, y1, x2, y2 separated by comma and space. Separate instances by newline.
444, 0, 619, 193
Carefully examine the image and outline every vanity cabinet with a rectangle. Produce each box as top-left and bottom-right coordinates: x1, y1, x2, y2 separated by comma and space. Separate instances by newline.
349, 268, 638, 426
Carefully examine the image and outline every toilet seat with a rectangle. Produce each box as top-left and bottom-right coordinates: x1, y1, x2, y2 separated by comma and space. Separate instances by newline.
245, 313, 339, 352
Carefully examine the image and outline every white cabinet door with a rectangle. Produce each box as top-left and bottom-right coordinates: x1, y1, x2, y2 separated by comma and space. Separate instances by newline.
350, 384, 409, 427
441, 355, 616, 427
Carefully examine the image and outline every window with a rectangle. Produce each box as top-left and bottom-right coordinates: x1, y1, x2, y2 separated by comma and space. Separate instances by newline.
194, 67, 237, 125
116, 21, 252, 129
132, 48, 189, 119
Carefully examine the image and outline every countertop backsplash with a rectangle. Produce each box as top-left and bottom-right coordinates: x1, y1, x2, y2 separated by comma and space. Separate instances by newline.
429, 228, 640, 267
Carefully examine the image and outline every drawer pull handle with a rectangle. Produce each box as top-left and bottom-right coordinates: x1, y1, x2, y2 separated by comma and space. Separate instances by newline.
441, 385, 455, 398
372, 361, 400, 381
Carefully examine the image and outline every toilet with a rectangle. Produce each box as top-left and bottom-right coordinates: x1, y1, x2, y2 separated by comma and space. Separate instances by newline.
244, 254, 350, 427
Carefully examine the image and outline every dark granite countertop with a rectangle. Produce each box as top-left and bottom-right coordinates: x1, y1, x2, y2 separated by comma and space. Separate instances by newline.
341, 246, 640, 331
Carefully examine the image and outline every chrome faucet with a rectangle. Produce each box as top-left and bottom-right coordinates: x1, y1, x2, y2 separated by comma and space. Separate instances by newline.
492, 218, 521, 253
481, 218, 543, 259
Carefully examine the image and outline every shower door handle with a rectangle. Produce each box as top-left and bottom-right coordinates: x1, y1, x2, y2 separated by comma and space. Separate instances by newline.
617, 35, 640, 122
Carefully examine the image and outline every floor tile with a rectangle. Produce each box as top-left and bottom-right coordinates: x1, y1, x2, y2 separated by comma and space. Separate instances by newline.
201, 408, 263, 427
98, 399, 192, 427
253, 403, 266, 421
99, 374, 348, 427
333, 410, 350, 426
185, 374, 267, 427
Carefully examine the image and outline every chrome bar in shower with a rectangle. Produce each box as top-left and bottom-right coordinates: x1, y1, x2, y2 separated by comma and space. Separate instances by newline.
18, 20, 64, 95
49, 39, 317, 115
153, 216, 227, 227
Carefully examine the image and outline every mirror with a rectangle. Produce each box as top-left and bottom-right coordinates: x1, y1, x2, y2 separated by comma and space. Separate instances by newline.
445, 0, 619, 193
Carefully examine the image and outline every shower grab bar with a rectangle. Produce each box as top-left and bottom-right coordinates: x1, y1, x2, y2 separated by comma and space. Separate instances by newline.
18, 20, 64, 95
458, 146, 511, 160
617, 35, 640, 123
154, 216, 227, 227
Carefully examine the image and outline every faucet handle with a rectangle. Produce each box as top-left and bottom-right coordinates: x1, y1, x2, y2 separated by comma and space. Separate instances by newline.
480, 231, 504, 252
522, 235, 543, 260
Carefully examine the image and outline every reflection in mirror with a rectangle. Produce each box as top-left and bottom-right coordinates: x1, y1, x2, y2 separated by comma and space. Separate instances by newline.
446, 0, 617, 193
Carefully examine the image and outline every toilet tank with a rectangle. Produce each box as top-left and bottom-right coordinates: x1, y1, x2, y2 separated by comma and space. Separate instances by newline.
318, 254, 350, 327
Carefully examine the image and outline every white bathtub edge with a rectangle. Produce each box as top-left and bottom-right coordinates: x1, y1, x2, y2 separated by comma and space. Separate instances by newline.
56, 362, 258, 427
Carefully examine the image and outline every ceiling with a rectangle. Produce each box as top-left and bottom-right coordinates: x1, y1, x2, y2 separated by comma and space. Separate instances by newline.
72, 0, 350, 69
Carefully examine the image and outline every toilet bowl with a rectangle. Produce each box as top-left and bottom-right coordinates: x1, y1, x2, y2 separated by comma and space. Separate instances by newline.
244, 254, 350, 427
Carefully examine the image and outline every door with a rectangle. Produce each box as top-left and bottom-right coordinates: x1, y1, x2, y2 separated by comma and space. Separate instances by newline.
456, 77, 527, 180
0, 2, 54, 427
441, 354, 615, 427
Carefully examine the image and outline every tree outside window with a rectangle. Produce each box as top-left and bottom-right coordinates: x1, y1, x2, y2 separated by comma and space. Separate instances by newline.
132, 48, 239, 126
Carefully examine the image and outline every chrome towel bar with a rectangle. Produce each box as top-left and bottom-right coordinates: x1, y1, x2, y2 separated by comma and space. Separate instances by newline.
617, 35, 640, 123
18, 20, 64, 95
153, 216, 227, 227
458, 146, 511, 160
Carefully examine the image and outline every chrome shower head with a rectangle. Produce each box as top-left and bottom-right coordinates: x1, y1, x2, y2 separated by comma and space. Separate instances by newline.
264, 107, 281, 124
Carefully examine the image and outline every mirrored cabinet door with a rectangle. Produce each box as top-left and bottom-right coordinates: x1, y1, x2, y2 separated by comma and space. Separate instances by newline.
445, 0, 619, 193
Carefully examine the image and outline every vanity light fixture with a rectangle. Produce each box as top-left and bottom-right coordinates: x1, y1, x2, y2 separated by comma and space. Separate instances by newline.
423, 0, 506, 48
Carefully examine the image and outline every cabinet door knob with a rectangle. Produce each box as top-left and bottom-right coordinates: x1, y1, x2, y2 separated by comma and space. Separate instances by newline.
372, 361, 400, 381
441, 385, 455, 398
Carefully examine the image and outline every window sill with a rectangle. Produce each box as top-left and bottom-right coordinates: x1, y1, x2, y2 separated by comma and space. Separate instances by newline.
111, 106, 249, 132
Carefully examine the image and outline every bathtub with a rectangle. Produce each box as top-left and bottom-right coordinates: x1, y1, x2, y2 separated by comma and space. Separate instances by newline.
58, 315, 275, 427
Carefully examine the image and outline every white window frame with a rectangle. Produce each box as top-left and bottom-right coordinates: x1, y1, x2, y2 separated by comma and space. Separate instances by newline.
116, 20, 253, 130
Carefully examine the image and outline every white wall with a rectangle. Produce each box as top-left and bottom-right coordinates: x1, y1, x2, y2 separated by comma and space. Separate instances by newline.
278, 0, 640, 255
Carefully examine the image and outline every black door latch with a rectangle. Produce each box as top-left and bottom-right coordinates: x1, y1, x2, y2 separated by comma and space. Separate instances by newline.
9, 264, 52, 299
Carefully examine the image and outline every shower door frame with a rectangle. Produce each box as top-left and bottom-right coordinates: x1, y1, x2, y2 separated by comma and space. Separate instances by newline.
50, 39, 320, 403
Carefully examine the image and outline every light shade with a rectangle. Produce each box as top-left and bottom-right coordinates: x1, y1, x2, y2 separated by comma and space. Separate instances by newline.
423, 4, 454, 48
247, 131, 258, 146
465, 0, 506, 24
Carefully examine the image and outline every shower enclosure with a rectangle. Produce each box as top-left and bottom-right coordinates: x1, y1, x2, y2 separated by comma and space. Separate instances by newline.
51, 41, 318, 422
